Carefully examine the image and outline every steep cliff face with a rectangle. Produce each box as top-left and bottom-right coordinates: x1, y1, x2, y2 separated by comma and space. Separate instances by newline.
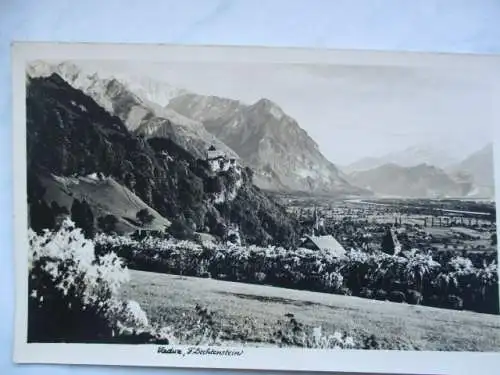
26, 73, 301, 247
168, 95, 367, 196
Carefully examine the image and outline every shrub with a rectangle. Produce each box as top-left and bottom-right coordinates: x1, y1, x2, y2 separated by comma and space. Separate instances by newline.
317, 272, 344, 294
406, 290, 423, 305
425, 294, 441, 308
169, 304, 222, 346
28, 218, 157, 343
94, 234, 498, 315
388, 291, 406, 303
362, 334, 381, 350
117, 300, 149, 329
309, 326, 356, 349
273, 315, 357, 349
205, 176, 223, 194
98, 214, 118, 234
446, 295, 464, 310
381, 228, 397, 255
375, 289, 388, 301
136, 208, 154, 225
254, 272, 267, 284
168, 217, 196, 240
359, 288, 374, 299
338, 286, 352, 296
70, 199, 95, 239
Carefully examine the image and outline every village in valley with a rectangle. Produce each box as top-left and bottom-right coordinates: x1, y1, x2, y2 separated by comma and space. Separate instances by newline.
276, 193, 497, 260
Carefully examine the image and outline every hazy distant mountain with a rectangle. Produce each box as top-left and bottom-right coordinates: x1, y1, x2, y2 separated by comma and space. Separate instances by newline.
347, 163, 472, 198
343, 157, 388, 173
168, 94, 367, 196
344, 145, 459, 173
27, 61, 237, 160
449, 143, 495, 198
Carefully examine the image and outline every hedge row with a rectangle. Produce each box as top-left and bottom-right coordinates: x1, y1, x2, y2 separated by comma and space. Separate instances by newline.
95, 234, 499, 315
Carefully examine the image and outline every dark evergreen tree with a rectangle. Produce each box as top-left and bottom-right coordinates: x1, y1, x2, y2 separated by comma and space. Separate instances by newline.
212, 222, 227, 239
168, 215, 195, 240
30, 200, 56, 233
27, 169, 56, 233
71, 199, 95, 238
98, 214, 118, 234
136, 208, 154, 226
70, 199, 82, 224
81, 200, 95, 238
50, 201, 68, 216
381, 227, 396, 255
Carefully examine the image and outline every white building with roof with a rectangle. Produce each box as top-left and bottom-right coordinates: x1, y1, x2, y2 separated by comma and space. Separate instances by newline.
300, 235, 347, 258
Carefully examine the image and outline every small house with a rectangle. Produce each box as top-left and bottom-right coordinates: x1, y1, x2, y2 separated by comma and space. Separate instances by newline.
300, 235, 346, 258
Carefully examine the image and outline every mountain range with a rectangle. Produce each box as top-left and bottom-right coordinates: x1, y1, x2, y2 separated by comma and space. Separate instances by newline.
343, 144, 462, 173
346, 163, 474, 199
344, 143, 495, 199
167, 94, 366, 196
27, 61, 495, 200
26, 73, 302, 247
448, 143, 495, 198
28, 61, 367, 197
27, 61, 238, 161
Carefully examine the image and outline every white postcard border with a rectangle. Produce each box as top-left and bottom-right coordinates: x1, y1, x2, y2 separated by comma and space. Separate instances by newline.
11, 42, 500, 374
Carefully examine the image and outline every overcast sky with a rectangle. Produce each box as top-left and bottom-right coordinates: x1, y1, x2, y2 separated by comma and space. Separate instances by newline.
78, 59, 494, 165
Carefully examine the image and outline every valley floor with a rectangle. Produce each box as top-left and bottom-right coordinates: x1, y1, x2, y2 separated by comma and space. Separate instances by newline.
120, 270, 500, 351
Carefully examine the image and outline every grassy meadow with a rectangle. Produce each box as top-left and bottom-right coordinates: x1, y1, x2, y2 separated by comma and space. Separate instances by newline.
120, 269, 500, 351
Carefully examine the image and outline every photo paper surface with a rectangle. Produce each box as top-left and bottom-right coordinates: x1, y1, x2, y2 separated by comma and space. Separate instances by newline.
12, 42, 500, 374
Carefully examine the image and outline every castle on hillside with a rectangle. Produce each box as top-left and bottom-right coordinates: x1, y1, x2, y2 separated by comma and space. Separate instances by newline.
206, 145, 226, 161
206, 145, 237, 172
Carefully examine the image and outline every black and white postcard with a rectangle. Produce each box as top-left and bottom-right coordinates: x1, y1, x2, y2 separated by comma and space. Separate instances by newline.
12, 43, 500, 374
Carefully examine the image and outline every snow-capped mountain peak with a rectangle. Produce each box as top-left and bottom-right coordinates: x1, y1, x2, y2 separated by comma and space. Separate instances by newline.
27, 61, 238, 160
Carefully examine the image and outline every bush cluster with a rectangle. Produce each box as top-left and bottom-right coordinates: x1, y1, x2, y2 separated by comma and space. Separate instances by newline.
28, 222, 363, 347
95, 234, 499, 315
28, 219, 173, 343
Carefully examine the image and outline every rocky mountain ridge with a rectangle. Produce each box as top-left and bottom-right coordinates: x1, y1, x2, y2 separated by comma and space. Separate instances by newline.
26, 73, 301, 247
168, 94, 367, 196
27, 61, 238, 161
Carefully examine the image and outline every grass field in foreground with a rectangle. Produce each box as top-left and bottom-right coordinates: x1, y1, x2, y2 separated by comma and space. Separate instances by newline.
120, 269, 500, 351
